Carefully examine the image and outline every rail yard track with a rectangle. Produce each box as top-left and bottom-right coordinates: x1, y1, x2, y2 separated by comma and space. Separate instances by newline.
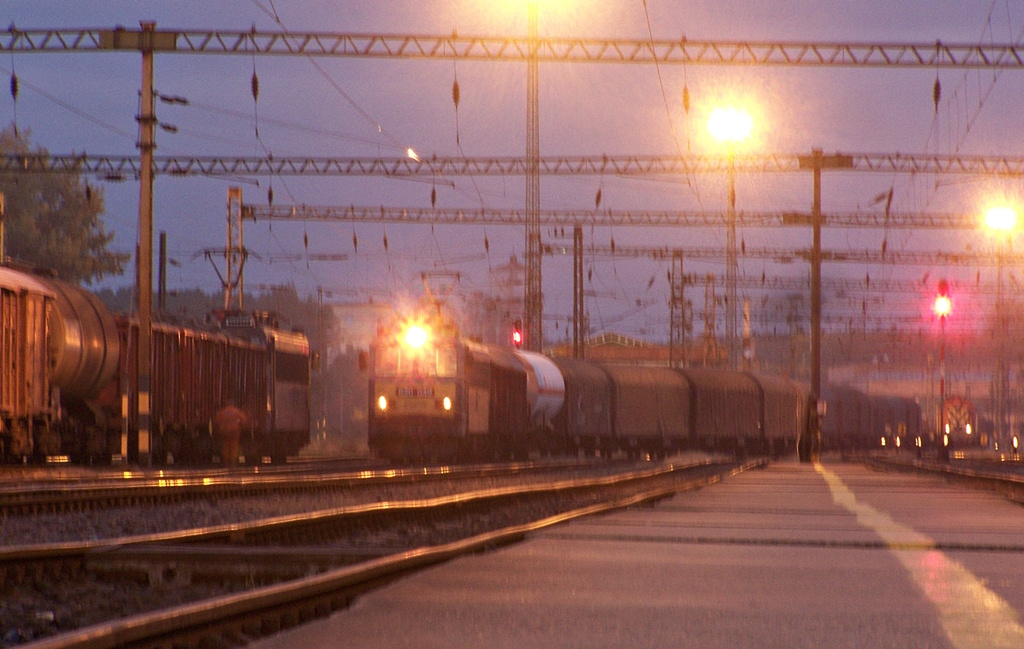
3, 456, 748, 648
0, 458, 591, 516
864, 452, 1024, 503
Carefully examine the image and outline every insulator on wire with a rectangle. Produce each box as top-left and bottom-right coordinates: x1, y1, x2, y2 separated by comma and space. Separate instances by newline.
431, 186, 437, 208
9, 73, 17, 100
352, 231, 358, 252
383, 233, 388, 251
932, 77, 941, 113
595, 187, 602, 209
251, 71, 259, 102
484, 236, 489, 253
452, 79, 460, 108
267, 185, 274, 207
682, 84, 690, 114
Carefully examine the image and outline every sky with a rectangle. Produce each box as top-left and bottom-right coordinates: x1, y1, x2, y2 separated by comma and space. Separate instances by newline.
1, 1, 1023, 344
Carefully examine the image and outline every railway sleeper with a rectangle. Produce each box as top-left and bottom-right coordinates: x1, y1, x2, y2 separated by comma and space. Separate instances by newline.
83, 547, 376, 588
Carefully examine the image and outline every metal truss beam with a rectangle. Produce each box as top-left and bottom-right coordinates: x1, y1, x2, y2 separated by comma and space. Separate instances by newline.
4, 28, 1024, 70
10, 152, 1024, 178
556, 244, 1024, 268
247, 204, 983, 229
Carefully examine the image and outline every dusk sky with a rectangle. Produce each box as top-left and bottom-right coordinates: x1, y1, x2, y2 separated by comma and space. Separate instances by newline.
2, 1, 1022, 343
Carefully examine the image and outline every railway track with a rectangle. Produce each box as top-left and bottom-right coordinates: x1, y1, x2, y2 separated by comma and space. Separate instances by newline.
864, 453, 1024, 503
0, 458, 591, 516
3, 457, 750, 649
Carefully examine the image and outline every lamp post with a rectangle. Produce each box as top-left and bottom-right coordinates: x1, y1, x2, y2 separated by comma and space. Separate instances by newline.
985, 205, 1016, 450
934, 280, 951, 459
707, 107, 752, 369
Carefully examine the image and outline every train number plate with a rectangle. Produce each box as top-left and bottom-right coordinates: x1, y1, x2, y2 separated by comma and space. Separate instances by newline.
396, 387, 434, 398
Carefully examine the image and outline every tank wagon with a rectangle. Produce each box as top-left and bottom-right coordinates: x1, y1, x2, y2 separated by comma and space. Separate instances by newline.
0, 264, 310, 464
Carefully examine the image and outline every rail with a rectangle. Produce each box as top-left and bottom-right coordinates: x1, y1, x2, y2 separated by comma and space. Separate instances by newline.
13, 459, 759, 649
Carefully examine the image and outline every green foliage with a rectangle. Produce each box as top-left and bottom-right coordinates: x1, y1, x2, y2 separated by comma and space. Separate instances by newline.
0, 125, 128, 284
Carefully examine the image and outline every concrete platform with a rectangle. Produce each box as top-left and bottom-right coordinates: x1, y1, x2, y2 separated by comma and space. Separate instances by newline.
248, 460, 1024, 648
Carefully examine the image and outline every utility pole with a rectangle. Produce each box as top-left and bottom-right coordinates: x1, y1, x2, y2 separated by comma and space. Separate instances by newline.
158, 231, 167, 313
798, 149, 852, 463
703, 274, 718, 366
725, 151, 738, 369
524, 0, 542, 352
226, 187, 245, 309
799, 149, 853, 402
135, 22, 155, 467
669, 250, 687, 368
99, 23, 176, 466
572, 225, 584, 358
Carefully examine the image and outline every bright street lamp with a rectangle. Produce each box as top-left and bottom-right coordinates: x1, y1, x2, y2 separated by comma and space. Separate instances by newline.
985, 206, 1017, 232
707, 107, 753, 144
984, 204, 1017, 450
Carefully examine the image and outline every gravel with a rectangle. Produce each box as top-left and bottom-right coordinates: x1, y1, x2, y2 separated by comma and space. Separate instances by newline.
1, 459, 717, 645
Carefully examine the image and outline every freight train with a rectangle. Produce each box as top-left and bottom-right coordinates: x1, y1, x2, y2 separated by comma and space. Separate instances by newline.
0, 264, 311, 464
367, 312, 820, 463
819, 385, 923, 451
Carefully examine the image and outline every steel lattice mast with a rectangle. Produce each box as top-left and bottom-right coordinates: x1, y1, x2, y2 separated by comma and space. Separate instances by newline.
525, 1, 542, 350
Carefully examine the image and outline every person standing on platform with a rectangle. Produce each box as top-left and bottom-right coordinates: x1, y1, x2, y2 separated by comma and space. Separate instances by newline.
214, 402, 247, 466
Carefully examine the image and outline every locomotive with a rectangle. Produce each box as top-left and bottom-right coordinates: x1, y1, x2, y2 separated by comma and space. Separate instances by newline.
367, 312, 817, 463
0, 264, 311, 464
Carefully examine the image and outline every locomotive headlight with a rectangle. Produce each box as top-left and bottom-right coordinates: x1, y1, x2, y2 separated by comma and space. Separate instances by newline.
404, 324, 429, 349
965, 423, 972, 435
377, 395, 388, 412
442, 396, 452, 411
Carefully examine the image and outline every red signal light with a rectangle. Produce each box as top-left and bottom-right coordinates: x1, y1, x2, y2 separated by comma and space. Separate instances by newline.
934, 279, 951, 318
512, 318, 524, 348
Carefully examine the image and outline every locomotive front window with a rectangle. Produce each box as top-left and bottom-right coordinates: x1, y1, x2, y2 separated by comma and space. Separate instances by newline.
375, 344, 457, 377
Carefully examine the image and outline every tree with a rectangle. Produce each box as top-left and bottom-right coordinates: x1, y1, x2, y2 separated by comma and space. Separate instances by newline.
0, 125, 128, 284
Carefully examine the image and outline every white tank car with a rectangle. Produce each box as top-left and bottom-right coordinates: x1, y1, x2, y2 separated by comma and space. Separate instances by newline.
513, 350, 565, 431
